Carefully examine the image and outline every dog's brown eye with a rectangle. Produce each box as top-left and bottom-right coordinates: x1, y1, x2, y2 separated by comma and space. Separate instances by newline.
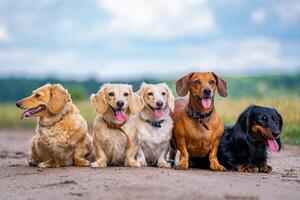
209, 80, 215, 84
147, 92, 153, 96
262, 115, 268, 122
194, 80, 201, 85
124, 92, 129, 97
35, 94, 41, 98
162, 92, 166, 96
108, 92, 115, 97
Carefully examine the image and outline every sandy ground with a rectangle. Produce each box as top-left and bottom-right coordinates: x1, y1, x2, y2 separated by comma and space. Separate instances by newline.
0, 130, 300, 200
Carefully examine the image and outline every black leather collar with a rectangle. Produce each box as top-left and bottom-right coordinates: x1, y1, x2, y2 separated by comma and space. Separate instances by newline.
145, 119, 165, 128
186, 105, 214, 130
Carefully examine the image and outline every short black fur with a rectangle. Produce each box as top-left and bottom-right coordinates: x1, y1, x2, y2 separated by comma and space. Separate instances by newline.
217, 105, 283, 172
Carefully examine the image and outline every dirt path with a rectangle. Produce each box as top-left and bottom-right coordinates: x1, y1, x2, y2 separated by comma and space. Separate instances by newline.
0, 130, 299, 200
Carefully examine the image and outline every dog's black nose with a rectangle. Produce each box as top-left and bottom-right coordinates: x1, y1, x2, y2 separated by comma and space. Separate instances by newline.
116, 100, 124, 108
16, 101, 21, 108
203, 88, 211, 96
156, 101, 163, 108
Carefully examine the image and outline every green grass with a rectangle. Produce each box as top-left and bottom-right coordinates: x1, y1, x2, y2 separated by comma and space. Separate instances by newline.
1, 95, 300, 145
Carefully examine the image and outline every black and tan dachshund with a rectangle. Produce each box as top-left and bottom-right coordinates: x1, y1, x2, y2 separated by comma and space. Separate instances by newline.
217, 105, 283, 173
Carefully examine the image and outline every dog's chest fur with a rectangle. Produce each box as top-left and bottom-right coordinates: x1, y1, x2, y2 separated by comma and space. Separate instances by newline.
36, 123, 74, 164
179, 110, 224, 157
137, 117, 173, 163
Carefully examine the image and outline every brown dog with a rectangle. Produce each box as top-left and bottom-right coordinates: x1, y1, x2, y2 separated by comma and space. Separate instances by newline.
172, 72, 228, 170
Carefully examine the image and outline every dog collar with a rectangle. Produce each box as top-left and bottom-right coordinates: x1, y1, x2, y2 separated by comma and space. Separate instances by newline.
102, 118, 131, 149
145, 118, 165, 128
186, 105, 214, 130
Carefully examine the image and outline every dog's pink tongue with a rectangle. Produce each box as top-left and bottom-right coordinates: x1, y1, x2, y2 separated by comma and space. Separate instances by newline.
201, 98, 212, 109
116, 111, 128, 123
154, 109, 164, 118
267, 139, 279, 152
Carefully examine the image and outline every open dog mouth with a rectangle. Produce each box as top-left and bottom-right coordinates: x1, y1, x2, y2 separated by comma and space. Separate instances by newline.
113, 107, 128, 123
253, 125, 280, 152
197, 96, 212, 109
20, 105, 46, 120
148, 105, 164, 118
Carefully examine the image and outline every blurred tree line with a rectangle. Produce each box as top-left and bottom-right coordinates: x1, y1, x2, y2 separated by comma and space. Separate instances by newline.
0, 73, 299, 102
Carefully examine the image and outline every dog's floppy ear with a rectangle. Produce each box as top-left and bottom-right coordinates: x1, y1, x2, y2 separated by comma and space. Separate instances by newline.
212, 72, 228, 97
235, 105, 256, 135
49, 84, 71, 114
90, 84, 108, 114
274, 108, 283, 132
176, 72, 194, 97
129, 86, 144, 114
162, 83, 175, 112
137, 82, 147, 97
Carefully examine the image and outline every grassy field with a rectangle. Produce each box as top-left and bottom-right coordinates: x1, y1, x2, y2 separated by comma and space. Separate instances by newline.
1, 95, 299, 145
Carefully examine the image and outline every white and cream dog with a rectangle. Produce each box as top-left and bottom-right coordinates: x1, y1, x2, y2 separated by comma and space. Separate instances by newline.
90, 84, 144, 168
135, 83, 174, 168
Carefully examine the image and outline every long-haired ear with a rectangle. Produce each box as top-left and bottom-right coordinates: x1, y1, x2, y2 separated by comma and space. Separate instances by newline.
176, 72, 193, 97
90, 85, 108, 114
274, 108, 283, 132
48, 84, 70, 114
129, 87, 144, 114
235, 105, 255, 134
162, 83, 175, 112
137, 82, 147, 97
212, 72, 228, 97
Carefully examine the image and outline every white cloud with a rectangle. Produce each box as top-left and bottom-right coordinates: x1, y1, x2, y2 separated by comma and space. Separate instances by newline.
0, 37, 299, 79
95, 0, 218, 38
251, 9, 266, 24
274, 0, 300, 24
0, 22, 12, 42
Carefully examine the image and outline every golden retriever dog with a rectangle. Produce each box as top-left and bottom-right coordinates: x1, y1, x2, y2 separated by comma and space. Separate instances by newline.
134, 83, 174, 168
90, 83, 144, 168
16, 83, 92, 168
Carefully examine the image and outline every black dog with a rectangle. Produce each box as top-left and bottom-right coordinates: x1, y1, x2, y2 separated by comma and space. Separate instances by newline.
218, 105, 283, 173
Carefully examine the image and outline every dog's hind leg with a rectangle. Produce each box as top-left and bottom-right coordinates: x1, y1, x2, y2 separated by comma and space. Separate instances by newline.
74, 141, 91, 167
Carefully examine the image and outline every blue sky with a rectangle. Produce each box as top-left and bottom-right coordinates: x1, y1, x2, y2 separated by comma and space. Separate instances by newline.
0, 0, 299, 80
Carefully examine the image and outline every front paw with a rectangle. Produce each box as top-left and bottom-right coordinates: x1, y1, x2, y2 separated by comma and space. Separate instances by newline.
157, 160, 171, 168
175, 160, 188, 170
238, 164, 259, 173
74, 159, 90, 167
259, 164, 272, 173
37, 161, 55, 168
124, 159, 140, 167
91, 161, 107, 168
137, 159, 147, 167
210, 160, 225, 171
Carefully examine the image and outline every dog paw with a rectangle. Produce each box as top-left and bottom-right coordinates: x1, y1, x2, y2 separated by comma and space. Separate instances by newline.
238, 165, 259, 173
210, 162, 225, 171
124, 159, 140, 167
74, 159, 90, 167
37, 162, 50, 168
158, 161, 171, 168
137, 160, 147, 167
175, 161, 189, 170
91, 161, 107, 168
259, 164, 272, 173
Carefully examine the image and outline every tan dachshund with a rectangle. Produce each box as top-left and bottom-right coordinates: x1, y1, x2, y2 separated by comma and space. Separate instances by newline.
172, 72, 228, 170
